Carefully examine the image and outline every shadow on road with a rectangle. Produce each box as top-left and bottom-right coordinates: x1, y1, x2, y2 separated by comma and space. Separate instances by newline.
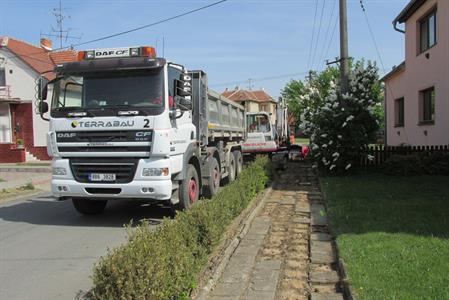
0, 194, 173, 228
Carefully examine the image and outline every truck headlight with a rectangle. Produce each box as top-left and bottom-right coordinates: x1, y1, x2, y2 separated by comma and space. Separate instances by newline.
142, 168, 169, 177
53, 167, 67, 176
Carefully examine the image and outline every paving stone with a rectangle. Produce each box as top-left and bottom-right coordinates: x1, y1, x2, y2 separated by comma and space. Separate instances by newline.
233, 244, 262, 256
310, 271, 340, 284
311, 233, 332, 241
220, 255, 254, 283
207, 296, 240, 300
293, 216, 311, 224
310, 293, 344, 300
311, 251, 336, 264
311, 203, 326, 213
247, 217, 270, 235
209, 282, 245, 297
280, 198, 296, 205
244, 233, 266, 241
283, 191, 297, 196
244, 289, 277, 300
311, 211, 328, 226
295, 202, 311, 213
311, 241, 333, 253
254, 260, 282, 271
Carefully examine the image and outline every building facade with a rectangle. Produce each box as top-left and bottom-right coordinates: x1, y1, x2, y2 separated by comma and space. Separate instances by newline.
221, 89, 278, 124
0, 37, 76, 162
384, 0, 449, 146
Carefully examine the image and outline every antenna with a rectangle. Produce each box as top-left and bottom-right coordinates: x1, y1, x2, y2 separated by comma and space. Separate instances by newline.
41, 0, 82, 49
248, 78, 253, 90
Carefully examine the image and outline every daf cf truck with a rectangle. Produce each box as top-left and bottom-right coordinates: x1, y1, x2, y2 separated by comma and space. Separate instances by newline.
37, 46, 245, 214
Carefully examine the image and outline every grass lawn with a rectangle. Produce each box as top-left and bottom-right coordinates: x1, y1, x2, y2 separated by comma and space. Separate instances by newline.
321, 174, 449, 300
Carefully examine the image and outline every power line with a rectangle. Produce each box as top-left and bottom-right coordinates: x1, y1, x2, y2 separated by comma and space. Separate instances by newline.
4, 0, 229, 61
59, 0, 229, 49
323, 8, 339, 63
210, 71, 309, 88
318, 0, 337, 69
359, 0, 388, 73
307, 0, 319, 72
311, 0, 327, 71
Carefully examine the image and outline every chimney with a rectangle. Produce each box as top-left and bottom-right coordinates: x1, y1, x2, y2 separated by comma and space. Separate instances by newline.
40, 38, 52, 51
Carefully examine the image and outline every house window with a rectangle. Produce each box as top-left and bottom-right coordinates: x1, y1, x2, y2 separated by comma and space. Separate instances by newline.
0, 68, 5, 86
0, 103, 12, 143
394, 97, 404, 127
260, 104, 267, 112
420, 87, 435, 123
420, 9, 437, 53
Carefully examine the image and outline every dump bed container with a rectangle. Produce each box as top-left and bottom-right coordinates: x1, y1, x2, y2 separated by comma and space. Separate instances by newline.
190, 70, 245, 146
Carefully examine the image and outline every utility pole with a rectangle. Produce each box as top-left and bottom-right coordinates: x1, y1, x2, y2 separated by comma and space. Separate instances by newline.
339, 0, 349, 95
306, 70, 314, 83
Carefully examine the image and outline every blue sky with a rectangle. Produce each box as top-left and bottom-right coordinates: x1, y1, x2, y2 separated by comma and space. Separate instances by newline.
1, 0, 409, 97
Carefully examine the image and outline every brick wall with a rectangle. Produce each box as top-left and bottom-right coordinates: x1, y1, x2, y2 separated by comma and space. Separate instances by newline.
10, 103, 51, 161
0, 144, 25, 163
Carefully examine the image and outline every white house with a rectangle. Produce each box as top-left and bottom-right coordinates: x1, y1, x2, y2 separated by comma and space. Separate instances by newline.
0, 37, 76, 162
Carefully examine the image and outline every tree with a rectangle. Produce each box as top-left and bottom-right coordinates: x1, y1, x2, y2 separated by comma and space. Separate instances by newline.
302, 61, 383, 174
282, 67, 339, 130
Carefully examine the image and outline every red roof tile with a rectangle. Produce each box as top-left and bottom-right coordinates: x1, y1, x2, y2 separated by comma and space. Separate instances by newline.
222, 89, 276, 103
0, 37, 76, 80
49, 50, 77, 65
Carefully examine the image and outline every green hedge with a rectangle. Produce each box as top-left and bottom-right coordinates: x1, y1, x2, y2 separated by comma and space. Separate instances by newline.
382, 152, 449, 176
90, 156, 270, 300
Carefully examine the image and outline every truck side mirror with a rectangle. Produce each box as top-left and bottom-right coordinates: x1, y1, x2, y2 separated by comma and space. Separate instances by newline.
37, 76, 49, 100
174, 95, 192, 111
39, 101, 49, 114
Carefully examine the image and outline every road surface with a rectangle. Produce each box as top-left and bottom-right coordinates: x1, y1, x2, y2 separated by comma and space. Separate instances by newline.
0, 193, 172, 300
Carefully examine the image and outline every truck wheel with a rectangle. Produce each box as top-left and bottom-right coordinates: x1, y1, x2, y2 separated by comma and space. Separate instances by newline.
72, 198, 107, 215
233, 150, 243, 178
176, 164, 199, 210
203, 158, 220, 198
227, 154, 236, 183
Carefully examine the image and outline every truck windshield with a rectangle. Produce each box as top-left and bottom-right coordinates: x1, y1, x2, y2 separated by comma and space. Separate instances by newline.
51, 69, 164, 117
247, 114, 271, 133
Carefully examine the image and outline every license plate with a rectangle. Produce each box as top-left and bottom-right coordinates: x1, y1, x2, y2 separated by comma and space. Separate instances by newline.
88, 173, 116, 182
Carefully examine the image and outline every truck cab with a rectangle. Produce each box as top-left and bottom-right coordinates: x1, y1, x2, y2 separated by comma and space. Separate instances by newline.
242, 112, 279, 154
37, 46, 245, 214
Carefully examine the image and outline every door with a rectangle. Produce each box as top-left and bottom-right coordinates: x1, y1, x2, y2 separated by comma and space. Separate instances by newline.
0, 103, 12, 143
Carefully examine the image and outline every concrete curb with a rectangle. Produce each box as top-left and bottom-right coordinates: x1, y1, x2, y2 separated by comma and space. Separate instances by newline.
194, 186, 272, 300
0, 167, 51, 173
0, 190, 51, 205
317, 174, 358, 300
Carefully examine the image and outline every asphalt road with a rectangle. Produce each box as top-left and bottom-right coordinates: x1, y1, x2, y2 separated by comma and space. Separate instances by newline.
0, 194, 173, 300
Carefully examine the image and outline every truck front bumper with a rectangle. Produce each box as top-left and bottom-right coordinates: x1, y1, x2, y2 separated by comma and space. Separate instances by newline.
52, 178, 172, 201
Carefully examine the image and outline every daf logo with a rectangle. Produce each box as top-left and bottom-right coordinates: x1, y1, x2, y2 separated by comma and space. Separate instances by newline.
136, 132, 152, 137
95, 50, 128, 57
57, 133, 77, 138
71, 121, 78, 128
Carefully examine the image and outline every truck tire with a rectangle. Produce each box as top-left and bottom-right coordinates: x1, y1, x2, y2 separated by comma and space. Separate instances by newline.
233, 150, 243, 178
203, 158, 220, 198
175, 164, 199, 210
72, 198, 107, 215
227, 154, 236, 183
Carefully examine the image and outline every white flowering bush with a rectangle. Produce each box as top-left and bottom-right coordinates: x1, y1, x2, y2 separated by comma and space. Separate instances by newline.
303, 61, 382, 173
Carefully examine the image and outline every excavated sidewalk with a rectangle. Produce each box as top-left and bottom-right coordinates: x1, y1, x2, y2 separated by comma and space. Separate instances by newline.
206, 163, 344, 300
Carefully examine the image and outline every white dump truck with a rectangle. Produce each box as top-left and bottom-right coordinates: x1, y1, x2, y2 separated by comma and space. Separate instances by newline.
37, 46, 245, 214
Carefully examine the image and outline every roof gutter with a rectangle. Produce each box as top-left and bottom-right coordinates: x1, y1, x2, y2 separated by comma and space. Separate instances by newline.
393, 20, 405, 34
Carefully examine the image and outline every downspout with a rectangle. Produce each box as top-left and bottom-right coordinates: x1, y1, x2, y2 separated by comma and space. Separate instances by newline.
393, 20, 405, 34
383, 87, 387, 146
